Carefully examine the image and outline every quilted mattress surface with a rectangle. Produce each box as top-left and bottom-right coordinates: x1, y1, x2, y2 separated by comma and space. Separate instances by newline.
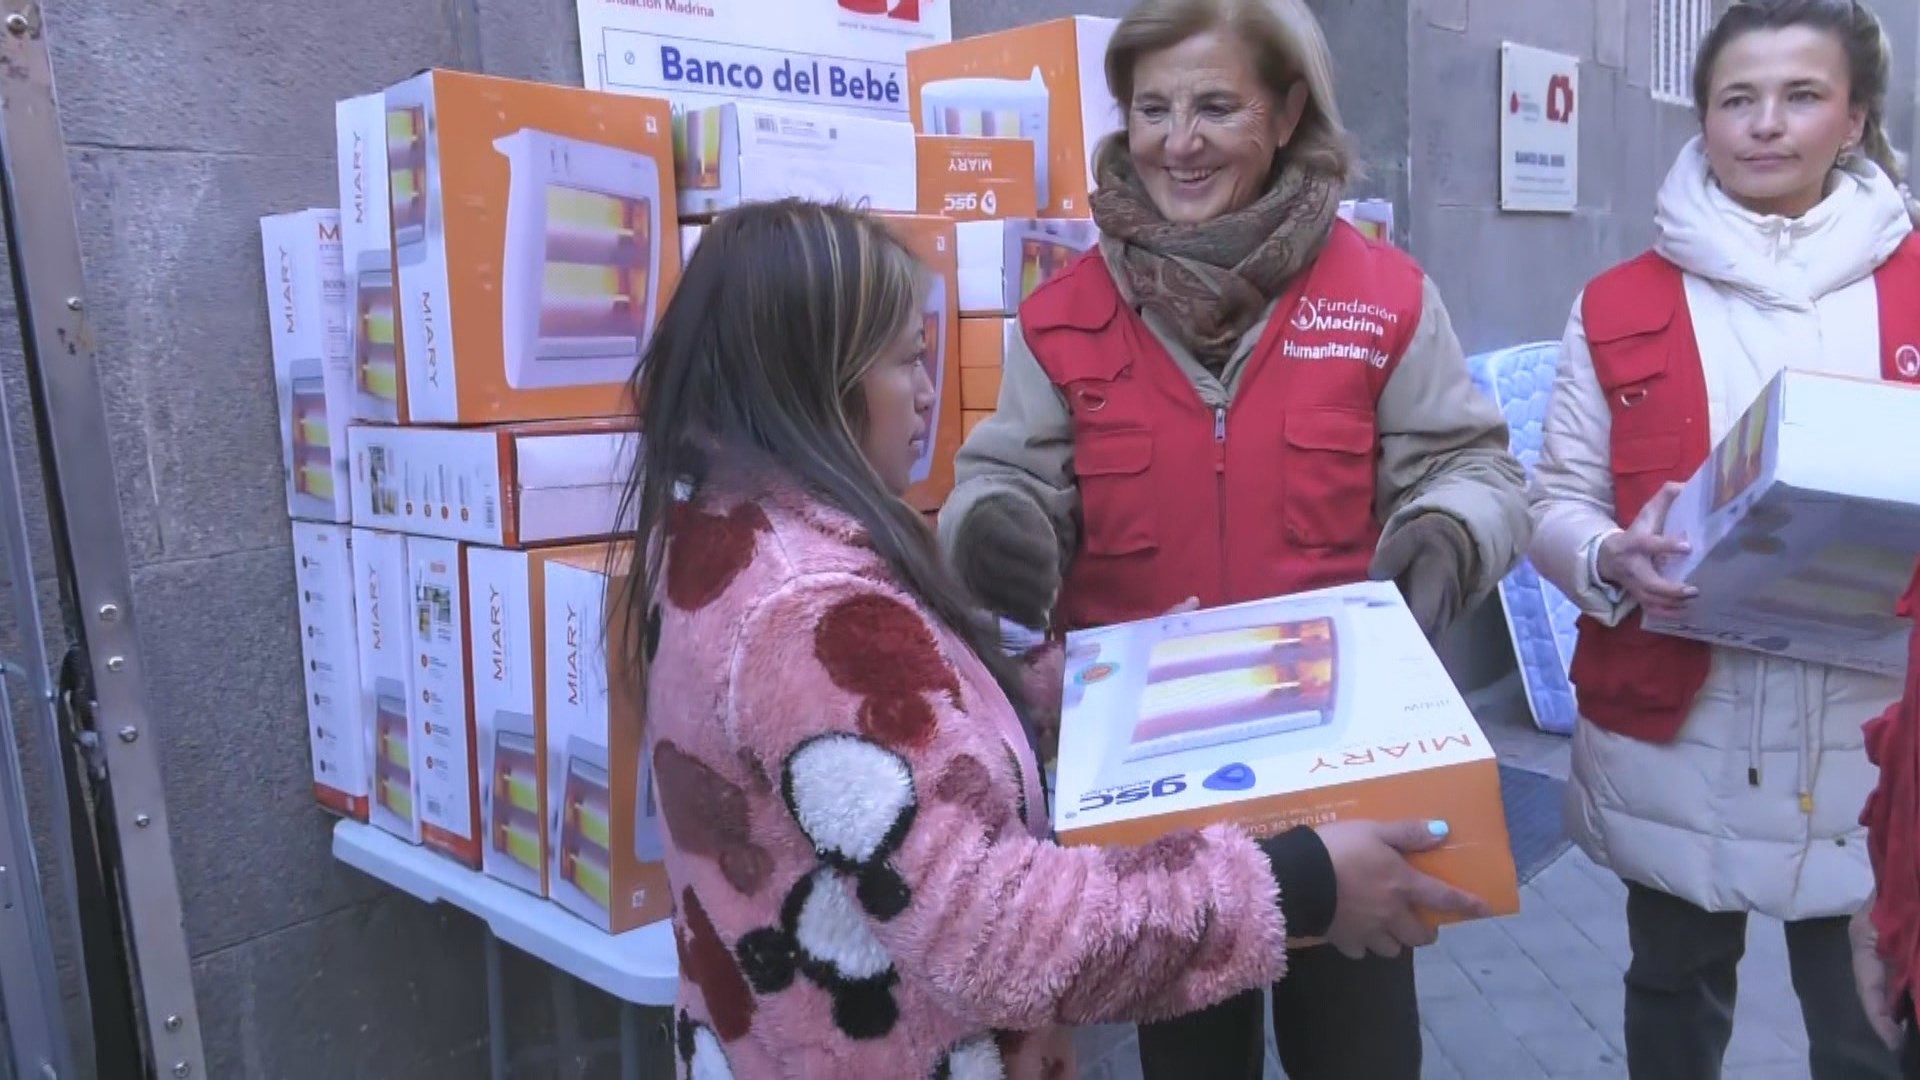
1467, 342, 1580, 736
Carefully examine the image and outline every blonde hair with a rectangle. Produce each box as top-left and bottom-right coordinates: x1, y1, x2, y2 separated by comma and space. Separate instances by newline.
1695, 0, 1920, 225
1103, 0, 1356, 184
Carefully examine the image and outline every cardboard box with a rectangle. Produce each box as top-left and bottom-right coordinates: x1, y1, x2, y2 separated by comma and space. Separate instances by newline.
955, 218, 1098, 315
291, 523, 370, 820
1337, 199, 1395, 245
262, 210, 354, 523
406, 537, 482, 868
1052, 580, 1519, 926
384, 70, 681, 424
679, 224, 705, 269
877, 214, 962, 512
1647, 370, 1920, 675
907, 17, 1120, 218
543, 546, 671, 933
349, 421, 635, 547
961, 367, 1001, 411
963, 410, 991, 439
466, 543, 615, 896
353, 528, 423, 843
676, 102, 916, 219
959, 315, 1010, 370
337, 93, 409, 424
916, 135, 1038, 221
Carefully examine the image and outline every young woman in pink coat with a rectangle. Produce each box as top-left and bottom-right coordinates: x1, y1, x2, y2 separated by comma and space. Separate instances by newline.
613, 199, 1489, 1079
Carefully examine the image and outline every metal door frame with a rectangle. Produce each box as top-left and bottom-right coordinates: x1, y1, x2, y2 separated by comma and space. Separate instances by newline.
0, 3, 206, 1076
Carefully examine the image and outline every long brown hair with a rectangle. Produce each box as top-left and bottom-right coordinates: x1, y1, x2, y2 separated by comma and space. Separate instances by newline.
612, 199, 1031, 722
1693, 0, 1920, 224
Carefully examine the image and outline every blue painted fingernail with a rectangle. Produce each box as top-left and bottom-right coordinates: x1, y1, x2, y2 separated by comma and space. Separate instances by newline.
1428, 820, 1450, 838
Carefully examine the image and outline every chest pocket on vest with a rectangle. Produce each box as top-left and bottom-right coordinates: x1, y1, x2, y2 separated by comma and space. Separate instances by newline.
1281, 408, 1378, 548
1075, 430, 1157, 557
1588, 311, 1694, 522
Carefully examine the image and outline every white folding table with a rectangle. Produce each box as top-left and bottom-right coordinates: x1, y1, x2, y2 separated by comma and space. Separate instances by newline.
332, 820, 679, 1079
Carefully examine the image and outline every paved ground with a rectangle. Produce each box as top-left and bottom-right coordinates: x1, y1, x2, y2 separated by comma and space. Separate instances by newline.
1069, 675, 1822, 1080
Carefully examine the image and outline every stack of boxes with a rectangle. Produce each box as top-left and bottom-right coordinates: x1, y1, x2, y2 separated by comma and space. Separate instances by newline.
266, 17, 1417, 938
268, 69, 679, 934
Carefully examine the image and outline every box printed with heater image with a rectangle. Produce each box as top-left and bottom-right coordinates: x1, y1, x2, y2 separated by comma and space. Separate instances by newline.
383, 70, 681, 424
543, 546, 671, 933
352, 528, 423, 843
675, 101, 916, 219
261, 209, 354, 523
907, 17, 1120, 219
408, 537, 483, 869
915, 135, 1038, 222
876, 214, 962, 512
1052, 580, 1519, 927
290, 523, 369, 820
349, 420, 636, 548
336, 93, 408, 424
466, 543, 613, 896
954, 217, 1099, 316
1646, 369, 1920, 676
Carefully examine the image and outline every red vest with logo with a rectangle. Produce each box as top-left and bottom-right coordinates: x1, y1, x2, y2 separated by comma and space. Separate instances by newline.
1570, 234, 1920, 743
1021, 220, 1425, 631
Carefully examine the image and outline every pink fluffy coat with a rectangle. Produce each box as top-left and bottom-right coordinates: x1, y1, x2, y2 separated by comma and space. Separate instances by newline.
644, 470, 1288, 1079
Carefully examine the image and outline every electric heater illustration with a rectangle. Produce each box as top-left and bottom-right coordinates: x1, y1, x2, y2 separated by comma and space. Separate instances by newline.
676, 108, 725, 196
553, 738, 614, 915
921, 69, 1052, 211
911, 267, 949, 485
1711, 389, 1772, 513
494, 129, 664, 391
1122, 618, 1339, 763
287, 362, 334, 508
353, 267, 399, 410
387, 105, 430, 258
484, 713, 543, 893
633, 742, 665, 864
1012, 226, 1090, 304
372, 679, 415, 831
361, 444, 400, 518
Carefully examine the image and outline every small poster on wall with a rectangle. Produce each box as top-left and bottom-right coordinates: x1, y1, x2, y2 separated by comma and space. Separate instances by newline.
1499, 42, 1580, 214
577, 0, 952, 121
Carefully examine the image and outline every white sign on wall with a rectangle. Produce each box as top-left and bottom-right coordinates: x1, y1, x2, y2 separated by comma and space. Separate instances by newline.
1499, 42, 1580, 214
577, 0, 952, 119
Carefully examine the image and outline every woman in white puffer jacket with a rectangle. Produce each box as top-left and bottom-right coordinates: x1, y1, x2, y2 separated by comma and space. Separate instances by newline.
1530, 2, 1920, 1077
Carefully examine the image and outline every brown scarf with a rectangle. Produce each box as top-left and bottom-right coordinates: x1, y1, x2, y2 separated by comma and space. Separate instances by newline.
1089, 134, 1343, 366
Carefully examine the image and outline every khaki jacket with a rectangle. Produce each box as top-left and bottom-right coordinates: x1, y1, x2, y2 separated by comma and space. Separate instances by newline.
937, 271, 1531, 609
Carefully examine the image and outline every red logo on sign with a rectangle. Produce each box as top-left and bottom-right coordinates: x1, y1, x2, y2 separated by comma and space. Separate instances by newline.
838, 0, 920, 21
1547, 75, 1575, 123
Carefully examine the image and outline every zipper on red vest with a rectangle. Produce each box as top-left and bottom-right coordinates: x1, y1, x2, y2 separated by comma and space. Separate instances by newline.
1215, 405, 1229, 600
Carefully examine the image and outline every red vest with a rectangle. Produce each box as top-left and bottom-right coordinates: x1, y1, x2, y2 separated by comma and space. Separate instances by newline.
1021, 221, 1425, 631
1862, 560, 1920, 1011
1570, 234, 1920, 742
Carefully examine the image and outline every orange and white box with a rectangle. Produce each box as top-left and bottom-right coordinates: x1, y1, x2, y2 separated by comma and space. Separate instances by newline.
467, 542, 613, 897
955, 218, 1099, 316
1052, 580, 1519, 926
676, 102, 916, 219
408, 537, 482, 869
916, 135, 1038, 221
336, 93, 407, 424
1647, 370, 1920, 676
908, 17, 1121, 219
353, 528, 422, 844
958, 316, 1008, 411
348, 420, 636, 548
291, 523, 369, 820
679, 225, 705, 270
383, 70, 681, 424
877, 214, 962, 512
1338, 199, 1396, 245
544, 545, 672, 933
262, 209, 354, 523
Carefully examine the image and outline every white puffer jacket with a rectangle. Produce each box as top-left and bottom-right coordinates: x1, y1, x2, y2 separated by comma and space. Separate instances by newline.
1530, 136, 1914, 920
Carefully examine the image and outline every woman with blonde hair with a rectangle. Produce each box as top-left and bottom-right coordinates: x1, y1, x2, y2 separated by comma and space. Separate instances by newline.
1530, 1, 1918, 1075
619, 199, 1487, 1079
937, 0, 1531, 1075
